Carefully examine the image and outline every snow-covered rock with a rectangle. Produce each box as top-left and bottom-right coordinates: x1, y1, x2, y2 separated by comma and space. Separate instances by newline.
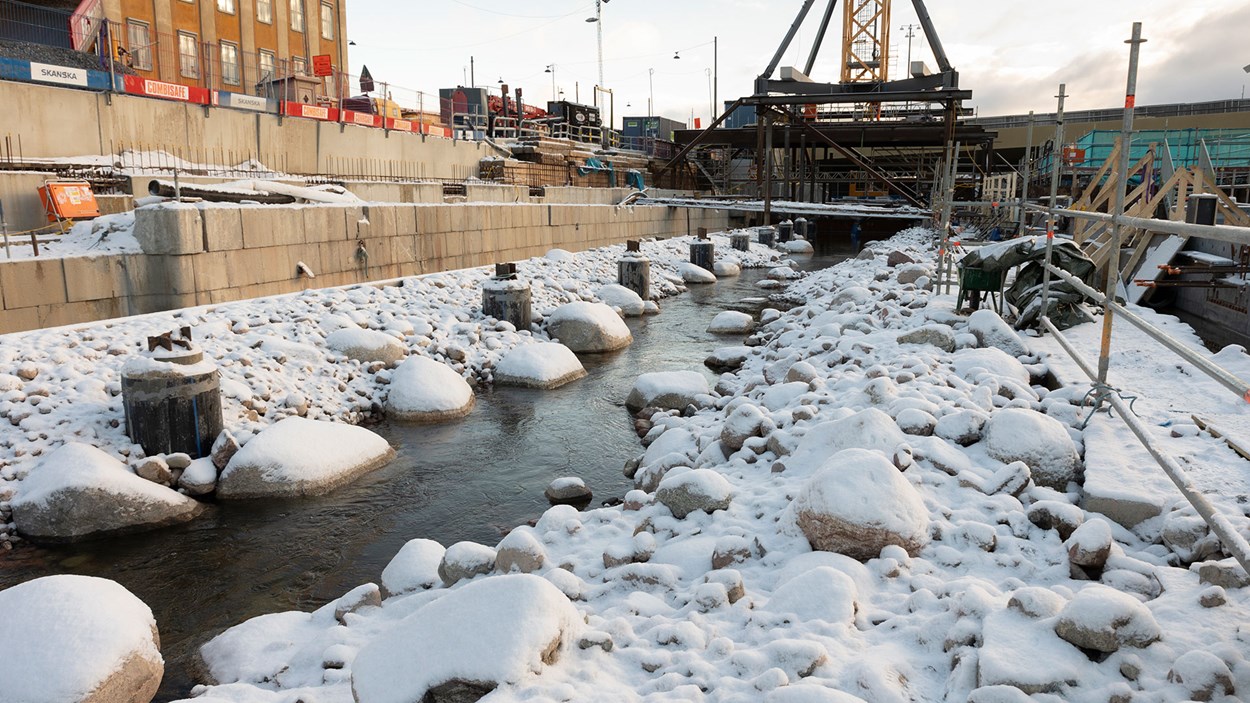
933, 409, 989, 446
596, 284, 646, 316
896, 263, 930, 285
217, 417, 395, 499
680, 262, 717, 284
782, 238, 815, 255
952, 347, 1031, 386
1168, 650, 1235, 701
438, 541, 498, 586
386, 355, 475, 422
177, 457, 218, 496
350, 575, 579, 703
493, 342, 587, 390
967, 309, 1029, 357
707, 311, 756, 334
0, 575, 162, 703
625, 370, 711, 411
897, 324, 956, 352
1066, 518, 1114, 569
764, 566, 858, 624
495, 526, 547, 574
713, 260, 742, 277
546, 302, 633, 353
705, 346, 753, 372
787, 408, 908, 477
656, 468, 733, 518
721, 403, 769, 451
793, 448, 930, 559
381, 538, 445, 596
11, 443, 204, 541
324, 328, 406, 364
983, 408, 1079, 489
1054, 585, 1162, 652
544, 476, 592, 505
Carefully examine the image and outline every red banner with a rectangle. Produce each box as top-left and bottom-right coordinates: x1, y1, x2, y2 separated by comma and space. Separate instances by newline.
123, 75, 209, 104
343, 110, 383, 128
284, 102, 339, 121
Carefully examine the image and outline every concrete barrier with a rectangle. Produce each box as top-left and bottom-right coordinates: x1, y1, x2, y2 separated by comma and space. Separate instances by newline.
0, 202, 730, 334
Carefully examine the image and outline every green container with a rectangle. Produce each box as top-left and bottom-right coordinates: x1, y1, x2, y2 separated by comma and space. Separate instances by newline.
959, 266, 1004, 291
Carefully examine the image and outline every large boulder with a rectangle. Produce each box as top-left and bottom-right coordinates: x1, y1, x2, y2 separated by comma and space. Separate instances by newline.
952, 347, 1031, 386
764, 566, 858, 625
217, 417, 395, 499
351, 575, 579, 703
0, 575, 163, 703
983, 408, 1079, 489
493, 342, 587, 390
786, 408, 908, 477
680, 262, 717, 284
381, 538, 446, 596
793, 448, 930, 560
967, 309, 1029, 357
707, 311, 756, 334
596, 284, 646, 316
897, 324, 956, 353
387, 356, 475, 422
325, 328, 406, 365
11, 443, 204, 542
656, 469, 733, 518
546, 302, 633, 353
1054, 585, 1161, 653
625, 371, 711, 411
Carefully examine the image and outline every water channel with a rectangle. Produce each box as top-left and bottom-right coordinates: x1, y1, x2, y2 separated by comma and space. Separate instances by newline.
0, 250, 844, 700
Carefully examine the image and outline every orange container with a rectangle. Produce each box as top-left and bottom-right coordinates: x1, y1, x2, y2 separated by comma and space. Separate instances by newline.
39, 181, 100, 222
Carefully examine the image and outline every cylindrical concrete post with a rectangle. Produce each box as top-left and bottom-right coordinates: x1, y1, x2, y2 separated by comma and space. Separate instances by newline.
794, 217, 809, 239
618, 254, 651, 300
777, 220, 794, 243
482, 276, 533, 330
690, 240, 715, 272
122, 344, 223, 459
757, 226, 776, 247
730, 232, 750, 251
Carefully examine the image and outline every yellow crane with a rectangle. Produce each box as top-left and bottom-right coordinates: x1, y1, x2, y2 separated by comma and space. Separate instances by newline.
841, 0, 892, 84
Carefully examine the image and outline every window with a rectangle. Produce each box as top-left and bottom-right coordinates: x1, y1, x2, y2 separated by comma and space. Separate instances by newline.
217, 0, 234, 13
178, 31, 199, 78
292, 56, 306, 74
320, 2, 333, 40
258, 50, 276, 80
289, 0, 304, 32
220, 42, 240, 85
125, 20, 151, 71
256, 0, 271, 23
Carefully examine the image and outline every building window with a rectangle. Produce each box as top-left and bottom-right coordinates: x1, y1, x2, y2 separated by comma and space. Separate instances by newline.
258, 50, 276, 80
256, 0, 271, 23
178, 31, 199, 78
293, 55, 306, 74
221, 42, 240, 85
289, 0, 304, 32
217, 0, 234, 13
125, 20, 151, 71
320, 2, 334, 40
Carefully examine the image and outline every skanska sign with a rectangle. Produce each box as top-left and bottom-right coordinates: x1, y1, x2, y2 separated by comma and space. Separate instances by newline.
30, 63, 88, 87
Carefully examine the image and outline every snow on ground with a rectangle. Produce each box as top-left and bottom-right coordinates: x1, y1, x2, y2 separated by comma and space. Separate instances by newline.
0, 233, 781, 545
161, 227, 1250, 703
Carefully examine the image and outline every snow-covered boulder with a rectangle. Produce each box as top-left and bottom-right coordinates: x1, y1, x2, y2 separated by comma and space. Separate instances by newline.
0, 575, 162, 703
934, 409, 989, 446
438, 541, 498, 586
793, 448, 930, 560
544, 476, 592, 505
680, 262, 718, 284
217, 418, 395, 499
596, 284, 646, 317
897, 324, 956, 353
1054, 585, 1161, 652
495, 526, 547, 574
1168, 650, 1235, 701
351, 575, 579, 703
896, 263, 930, 285
1066, 518, 1113, 569
381, 538, 445, 596
656, 468, 733, 518
782, 238, 815, 255
707, 311, 756, 334
983, 408, 1079, 489
967, 309, 1029, 357
952, 347, 1031, 386
787, 408, 908, 477
764, 566, 858, 624
767, 687, 869, 702
493, 342, 587, 390
177, 457, 219, 496
324, 328, 406, 365
625, 371, 710, 411
706, 346, 753, 372
721, 403, 769, 451
713, 260, 741, 277
387, 356, 475, 422
546, 302, 633, 353
11, 443, 204, 542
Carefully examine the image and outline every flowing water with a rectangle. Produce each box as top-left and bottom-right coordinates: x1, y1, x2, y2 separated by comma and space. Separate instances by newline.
0, 251, 843, 700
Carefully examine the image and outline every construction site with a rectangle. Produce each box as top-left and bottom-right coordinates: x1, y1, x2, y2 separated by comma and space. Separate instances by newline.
3, 1, 1250, 702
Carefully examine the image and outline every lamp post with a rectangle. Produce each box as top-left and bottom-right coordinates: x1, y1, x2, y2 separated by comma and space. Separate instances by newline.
546, 64, 556, 103
585, 0, 609, 92
900, 23, 920, 75
1242, 63, 1249, 100
648, 67, 654, 121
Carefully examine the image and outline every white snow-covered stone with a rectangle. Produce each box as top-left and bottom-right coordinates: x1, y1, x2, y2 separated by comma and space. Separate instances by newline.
381, 538, 446, 596
707, 311, 756, 334
217, 417, 395, 499
546, 302, 633, 353
721, 403, 769, 451
680, 262, 718, 284
983, 408, 1079, 489
544, 476, 592, 504
11, 443, 204, 541
793, 448, 930, 559
764, 566, 858, 624
351, 575, 579, 703
656, 468, 733, 519
952, 347, 1031, 386
782, 238, 815, 255
177, 457, 218, 496
0, 575, 163, 703
713, 260, 742, 277
438, 541, 498, 586
493, 342, 587, 389
967, 309, 1029, 356
387, 355, 475, 422
495, 526, 548, 574
625, 371, 710, 411
596, 284, 646, 316
1066, 518, 1114, 568
787, 408, 908, 477
325, 328, 406, 364
1054, 585, 1162, 652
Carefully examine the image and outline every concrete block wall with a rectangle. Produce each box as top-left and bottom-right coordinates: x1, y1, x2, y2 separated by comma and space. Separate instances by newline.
0, 202, 729, 334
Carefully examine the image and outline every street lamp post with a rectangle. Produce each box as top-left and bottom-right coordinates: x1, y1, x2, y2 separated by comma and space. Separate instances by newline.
546, 64, 557, 103
900, 23, 920, 76
648, 67, 654, 121
586, 0, 609, 94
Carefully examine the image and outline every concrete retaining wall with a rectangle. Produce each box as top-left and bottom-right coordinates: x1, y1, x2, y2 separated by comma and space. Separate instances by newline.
0, 202, 728, 334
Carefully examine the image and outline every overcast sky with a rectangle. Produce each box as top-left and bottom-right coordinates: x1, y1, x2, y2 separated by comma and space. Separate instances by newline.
345, 0, 1249, 126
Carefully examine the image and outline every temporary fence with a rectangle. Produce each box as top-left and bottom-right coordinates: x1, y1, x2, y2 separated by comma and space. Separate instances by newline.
0, 0, 73, 49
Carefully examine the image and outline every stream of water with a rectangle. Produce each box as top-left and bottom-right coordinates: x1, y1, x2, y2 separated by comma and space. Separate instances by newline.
0, 252, 843, 700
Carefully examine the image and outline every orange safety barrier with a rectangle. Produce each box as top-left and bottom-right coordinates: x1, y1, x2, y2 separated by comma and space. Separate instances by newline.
39, 180, 99, 224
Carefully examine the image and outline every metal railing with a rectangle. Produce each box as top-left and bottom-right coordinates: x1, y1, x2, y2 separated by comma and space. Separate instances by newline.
0, 0, 73, 49
968, 98, 1250, 130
